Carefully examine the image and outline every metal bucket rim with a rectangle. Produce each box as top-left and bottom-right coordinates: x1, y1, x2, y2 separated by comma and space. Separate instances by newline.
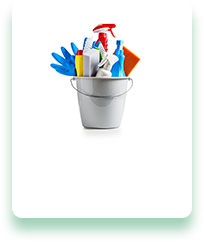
70, 77, 133, 99
72, 76, 132, 81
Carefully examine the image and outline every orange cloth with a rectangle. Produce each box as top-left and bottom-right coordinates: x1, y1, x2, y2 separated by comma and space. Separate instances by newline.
123, 46, 140, 76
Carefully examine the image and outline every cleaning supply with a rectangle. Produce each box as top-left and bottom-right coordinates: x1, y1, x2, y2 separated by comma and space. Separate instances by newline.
94, 46, 103, 61
123, 46, 140, 76
61, 46, 75, 64
93, 24, 116, 52
83, 36, 94, 53
111, 40, 126, 77
114, 40, 124, 56
95, 41, 105, 55
50, 45, 76, 76
71, 42, 79, 55
96, 52, 118, 77
83, 37, 88, 51
83, 49, 100, 77
75, 50, 83, 76
95, 41, 105, 61
71, 76, 133, 129
92, 41, 96, 48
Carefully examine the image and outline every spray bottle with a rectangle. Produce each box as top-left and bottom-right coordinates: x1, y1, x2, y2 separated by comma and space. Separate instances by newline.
96, 52, 119, 77
93, 24, 116, 52
111, 40, 126, 77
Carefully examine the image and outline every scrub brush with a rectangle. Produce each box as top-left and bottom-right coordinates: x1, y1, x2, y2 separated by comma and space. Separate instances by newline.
83, 36, 93, 53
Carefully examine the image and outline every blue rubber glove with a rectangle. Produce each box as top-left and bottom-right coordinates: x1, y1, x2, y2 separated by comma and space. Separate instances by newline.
50, 43, 78, 76
70, 42, 78, 56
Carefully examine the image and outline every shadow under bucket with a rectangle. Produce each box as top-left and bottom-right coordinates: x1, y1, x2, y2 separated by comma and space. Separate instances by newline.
70, 77, 133, 129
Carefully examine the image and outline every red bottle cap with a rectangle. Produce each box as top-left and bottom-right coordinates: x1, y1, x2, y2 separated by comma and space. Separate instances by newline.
76, 50, 83, 55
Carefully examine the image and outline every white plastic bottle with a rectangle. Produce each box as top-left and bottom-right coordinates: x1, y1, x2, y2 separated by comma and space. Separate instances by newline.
96, 52, 119, 77
83, 49, 100, 77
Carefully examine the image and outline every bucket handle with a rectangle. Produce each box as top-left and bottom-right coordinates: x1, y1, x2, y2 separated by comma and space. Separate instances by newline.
70, 77, 133, 99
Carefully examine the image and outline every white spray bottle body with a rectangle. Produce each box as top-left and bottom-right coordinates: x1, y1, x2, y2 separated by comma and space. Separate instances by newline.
96, 52, 119, 77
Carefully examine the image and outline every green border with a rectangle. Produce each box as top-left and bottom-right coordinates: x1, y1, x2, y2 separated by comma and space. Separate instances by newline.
0, 0, 204, 242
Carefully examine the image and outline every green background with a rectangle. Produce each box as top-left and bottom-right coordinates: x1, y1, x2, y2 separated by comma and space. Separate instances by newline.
0, 0, 204, 242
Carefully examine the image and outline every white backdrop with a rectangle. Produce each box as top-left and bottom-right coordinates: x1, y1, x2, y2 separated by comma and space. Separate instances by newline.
12, 0, 192, 218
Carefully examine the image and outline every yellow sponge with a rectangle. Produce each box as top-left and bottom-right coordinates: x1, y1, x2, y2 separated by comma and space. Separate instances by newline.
123, 46, 140, 76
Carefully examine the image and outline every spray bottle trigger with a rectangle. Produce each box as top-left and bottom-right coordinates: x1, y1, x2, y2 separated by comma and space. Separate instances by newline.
109, 28, 115, 38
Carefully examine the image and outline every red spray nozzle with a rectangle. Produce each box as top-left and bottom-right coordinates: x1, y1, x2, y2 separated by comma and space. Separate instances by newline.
93, 24, 116, 37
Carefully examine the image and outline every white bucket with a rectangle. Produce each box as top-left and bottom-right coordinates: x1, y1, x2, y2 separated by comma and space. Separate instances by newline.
70, 77, 133, 129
